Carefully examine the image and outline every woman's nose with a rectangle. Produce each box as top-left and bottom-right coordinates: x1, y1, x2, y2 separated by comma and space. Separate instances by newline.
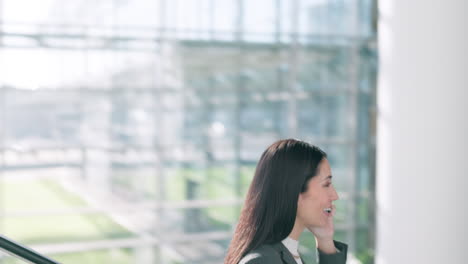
331, 186, 339, 201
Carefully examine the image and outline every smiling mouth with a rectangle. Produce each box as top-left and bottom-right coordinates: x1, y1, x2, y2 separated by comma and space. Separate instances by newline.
323, 208, 332, 213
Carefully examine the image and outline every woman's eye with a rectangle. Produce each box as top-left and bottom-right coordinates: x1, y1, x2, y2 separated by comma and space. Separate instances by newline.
324, 183, 331, 187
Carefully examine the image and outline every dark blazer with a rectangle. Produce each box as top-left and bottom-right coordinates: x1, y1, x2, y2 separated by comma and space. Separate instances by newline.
239, 240, 347, 264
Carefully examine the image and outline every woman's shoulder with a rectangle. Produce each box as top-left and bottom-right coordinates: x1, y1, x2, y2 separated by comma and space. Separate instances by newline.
238, 244, 283, 264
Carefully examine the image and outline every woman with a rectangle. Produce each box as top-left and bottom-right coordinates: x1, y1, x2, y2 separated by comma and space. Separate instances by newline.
224, 139, 347, 264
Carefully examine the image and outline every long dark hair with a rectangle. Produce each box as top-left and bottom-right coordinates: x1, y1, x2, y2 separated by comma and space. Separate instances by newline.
224, 139, 327, 264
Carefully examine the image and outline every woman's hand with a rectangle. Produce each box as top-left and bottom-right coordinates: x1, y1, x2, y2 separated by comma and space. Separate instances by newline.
307, 204, 337, 254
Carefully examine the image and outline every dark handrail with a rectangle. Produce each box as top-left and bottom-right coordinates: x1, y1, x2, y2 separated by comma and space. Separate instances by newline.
0, 235, 60, 264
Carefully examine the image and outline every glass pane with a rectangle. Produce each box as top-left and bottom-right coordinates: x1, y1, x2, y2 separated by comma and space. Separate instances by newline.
297, 94, 349, 140
0, 0, 376, 263
243, 0, 276, 42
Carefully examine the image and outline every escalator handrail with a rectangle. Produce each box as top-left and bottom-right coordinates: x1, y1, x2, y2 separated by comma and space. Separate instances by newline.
0, 235, 60, 264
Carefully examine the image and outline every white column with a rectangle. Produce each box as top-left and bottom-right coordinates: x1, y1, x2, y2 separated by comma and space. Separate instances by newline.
377, 1, 468, 263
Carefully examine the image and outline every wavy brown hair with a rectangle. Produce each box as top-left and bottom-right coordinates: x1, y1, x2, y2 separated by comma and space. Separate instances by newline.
224, 139, 327, 264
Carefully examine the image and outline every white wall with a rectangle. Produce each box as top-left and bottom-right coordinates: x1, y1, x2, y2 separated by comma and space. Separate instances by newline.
377, 0, 468, 263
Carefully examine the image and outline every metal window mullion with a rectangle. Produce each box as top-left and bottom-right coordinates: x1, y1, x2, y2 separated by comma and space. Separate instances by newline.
345, 0, 362, 254
233, 0, 244, 200
0, 0, 4, 238
0, 85, 5, 240
287, 0, 300, 138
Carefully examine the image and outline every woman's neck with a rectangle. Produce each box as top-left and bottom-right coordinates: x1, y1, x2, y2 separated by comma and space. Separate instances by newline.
288, 218, 305, 240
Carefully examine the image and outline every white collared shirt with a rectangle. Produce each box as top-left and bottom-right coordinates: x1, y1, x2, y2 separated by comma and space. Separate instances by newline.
281, 237, 303, 264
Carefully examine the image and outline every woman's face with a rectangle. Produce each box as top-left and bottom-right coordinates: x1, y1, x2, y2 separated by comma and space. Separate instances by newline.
296, 158, 339, 228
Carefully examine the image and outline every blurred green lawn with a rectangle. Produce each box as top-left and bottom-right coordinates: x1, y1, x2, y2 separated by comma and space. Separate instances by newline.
2, 178, 134, 263
0, 166, 252, 263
